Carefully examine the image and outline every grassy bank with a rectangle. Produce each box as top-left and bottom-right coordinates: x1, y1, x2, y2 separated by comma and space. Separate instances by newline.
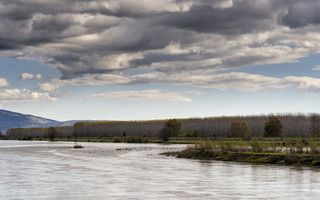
164, 150, 320, 166
3, 135, 320, 166
163, 138, 320, 166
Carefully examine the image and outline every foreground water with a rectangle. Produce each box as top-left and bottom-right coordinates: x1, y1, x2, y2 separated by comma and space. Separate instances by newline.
1, 141, 320, 200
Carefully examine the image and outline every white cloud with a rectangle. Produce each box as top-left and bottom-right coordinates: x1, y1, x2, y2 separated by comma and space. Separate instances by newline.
86, 89, 193, 103
19, 73, 42, 80
0, 89, 57, 104
283, 76, 320, 92
0, 78, 9, 87
312, 65, 320, 71
131, 72, 283, 92
38, 70, 320, 94
38, 74, 130, 91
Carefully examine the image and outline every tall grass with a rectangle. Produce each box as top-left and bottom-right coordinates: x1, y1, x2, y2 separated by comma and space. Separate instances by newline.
189, 138, 320, 154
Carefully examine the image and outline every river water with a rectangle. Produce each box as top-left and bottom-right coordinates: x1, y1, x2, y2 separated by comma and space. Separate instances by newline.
0, 140, 320, 200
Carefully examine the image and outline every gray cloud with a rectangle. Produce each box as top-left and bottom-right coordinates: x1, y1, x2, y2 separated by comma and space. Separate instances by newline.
278, 0, 320, 28
158, 1, 275, 35
0, 0, 319, 87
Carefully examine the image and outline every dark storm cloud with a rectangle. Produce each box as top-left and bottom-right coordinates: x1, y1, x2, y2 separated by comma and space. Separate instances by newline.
0, 0, 318, 83
277, 0, 320, 28
158, 1, 274, 35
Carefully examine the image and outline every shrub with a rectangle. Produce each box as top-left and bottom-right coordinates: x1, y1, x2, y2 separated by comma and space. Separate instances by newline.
263, 116, 283, 137
184, 130, 199, 137
194, 141, 214, 151
124, 136, 148, 143
251, 138, 263, 152
113, 136, 122, 143
309, 143, 320, 154
191, 129, 199, 137
184, 131, 192, 137
227, 120, 251, 138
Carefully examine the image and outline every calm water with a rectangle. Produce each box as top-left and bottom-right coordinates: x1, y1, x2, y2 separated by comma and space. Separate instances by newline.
1, 141, 320, 200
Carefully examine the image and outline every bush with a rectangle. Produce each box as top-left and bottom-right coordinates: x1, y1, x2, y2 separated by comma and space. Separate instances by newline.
191, 129, 199, 137
251, 138, 263, 152
184, 129, 199, 137
263, 116, 283, 137
227, 120, 251, 138
125, 136, 148, 143
309, 143, 320, 154
184, 131, 192, 137
113, 136, 122, 143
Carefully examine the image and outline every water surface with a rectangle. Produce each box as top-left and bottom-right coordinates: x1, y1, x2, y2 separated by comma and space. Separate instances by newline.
0, 140, 320, 199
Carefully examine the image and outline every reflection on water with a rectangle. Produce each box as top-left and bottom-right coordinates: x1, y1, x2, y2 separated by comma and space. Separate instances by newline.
0, 140, 320, 200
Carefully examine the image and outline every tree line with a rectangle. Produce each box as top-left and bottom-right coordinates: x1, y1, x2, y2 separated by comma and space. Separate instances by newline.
5, 113, 320, 139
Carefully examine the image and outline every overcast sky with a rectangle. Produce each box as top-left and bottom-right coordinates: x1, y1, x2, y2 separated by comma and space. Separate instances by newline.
1, 0, 320, 121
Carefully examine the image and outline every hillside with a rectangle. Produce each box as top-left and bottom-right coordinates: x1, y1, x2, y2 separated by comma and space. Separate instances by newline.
0, 109, 61, 133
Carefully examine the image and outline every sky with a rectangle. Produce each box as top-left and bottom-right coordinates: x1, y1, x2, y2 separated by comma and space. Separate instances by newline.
1, 0, 320, 121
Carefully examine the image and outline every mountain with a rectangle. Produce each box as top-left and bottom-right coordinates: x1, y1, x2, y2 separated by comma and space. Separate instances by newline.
0, 109, 67, 133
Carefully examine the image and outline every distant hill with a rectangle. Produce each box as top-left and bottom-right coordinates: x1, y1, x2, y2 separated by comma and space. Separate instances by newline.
0, 109, 82, 133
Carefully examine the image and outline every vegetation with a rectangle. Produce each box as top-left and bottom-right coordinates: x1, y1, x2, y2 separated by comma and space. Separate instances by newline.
311, 114, 320, 137
164, 150, 320, 166
47, 127, 57, 141
113, 136, 122, 143
6, 113, 320, 141
164, 137, 320, 166
159, 127, 173, 141
159, 119, 182, 141
227, 120, 251, 139
165, 119, 181, 137
263, 116, 283, 137
184, 129, 199, 137
73, 143, 84, 149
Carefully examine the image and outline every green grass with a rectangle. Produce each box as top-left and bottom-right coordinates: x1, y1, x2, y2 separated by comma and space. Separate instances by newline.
162, 137, 320, 166
164, 149, 320, 166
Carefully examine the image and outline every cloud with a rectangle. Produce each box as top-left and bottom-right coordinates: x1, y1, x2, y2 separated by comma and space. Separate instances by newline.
0, 88, 57, 104
38, 74, 130, 91
158, 1, 276, 35
312, 65, 320, 71
38, 70, 320, 94
40, 72, 280, 92
0, 0, 320, 93
278, 0, 320, 28
86, 89, 193, 103
283, 76, 320, 92
19, 73, 42, 80
0, 78, 9, 87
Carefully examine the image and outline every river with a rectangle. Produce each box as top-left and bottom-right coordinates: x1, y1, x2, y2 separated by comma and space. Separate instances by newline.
0, 140, 320, 200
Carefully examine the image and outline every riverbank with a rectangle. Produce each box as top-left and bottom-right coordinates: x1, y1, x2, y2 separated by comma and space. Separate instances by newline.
3, 136, 320, 166
0, 136, 200, 144
164, 150, 320, 166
